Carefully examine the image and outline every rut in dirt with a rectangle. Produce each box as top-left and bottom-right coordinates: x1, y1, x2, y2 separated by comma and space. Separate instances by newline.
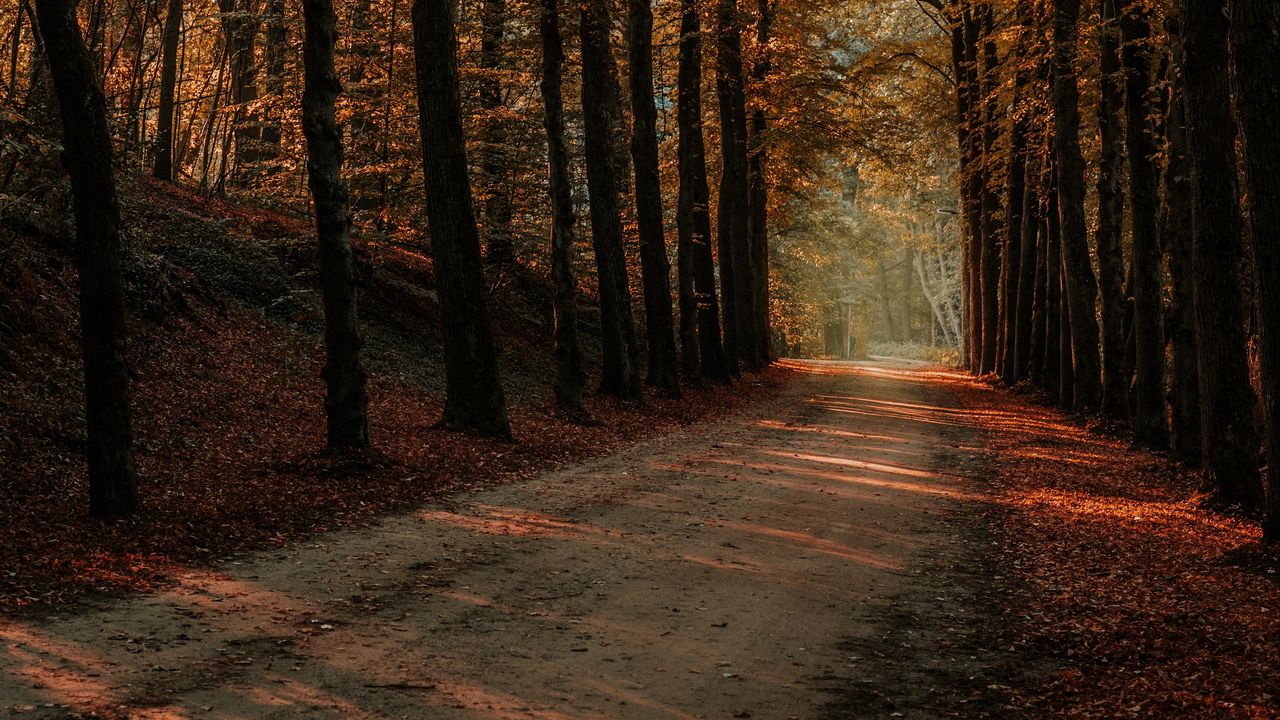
0, 359, 989, 720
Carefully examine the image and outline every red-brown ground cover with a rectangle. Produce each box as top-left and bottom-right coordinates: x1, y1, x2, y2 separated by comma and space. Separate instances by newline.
946, 376, 1279, 719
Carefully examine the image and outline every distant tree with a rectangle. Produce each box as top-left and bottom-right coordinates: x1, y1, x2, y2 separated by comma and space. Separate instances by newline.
477, 0, 514, 265
412, 0, 512, 437
301, 0, 371, 449
152, 0, 181, 181
626, 0, 680, 392
1178, 0, 1261, 505
1228, 0, 1280, 540
677, 0, 727, 379
537, 0, 586, 413
35, 0, 140, 516
580, 0, 641, 398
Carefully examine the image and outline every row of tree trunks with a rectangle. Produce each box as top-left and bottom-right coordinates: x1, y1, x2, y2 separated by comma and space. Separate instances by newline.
958, 0, 1274, 540
746, 0, 772, 367
716, 0, 753, 374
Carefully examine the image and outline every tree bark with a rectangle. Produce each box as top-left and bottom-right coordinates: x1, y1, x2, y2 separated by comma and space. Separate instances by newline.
1159, 51, 1200, 465
978, 4, 1000, 375
1013, 175, 1040, 382
1096, 0, 1129, 419
1228, 0, 1280, 539
1051, 0, 1102, 412
999, 21, 1029, 383
1122, 0, 1167, 448
746, 0, 772, 365
717, 0, 756, 372
301, 0, 371, 450
1042, 168, 1062, 400
152, 0, 181, 180
1178, 0, 1261, 505
411, 0, 511, 437
677, 0, 726, 379
627, 0, 680, 392
538, 0, 586, 413
36, 0, 140, 516
477, 0, 513, 264
580, 0, 642, 397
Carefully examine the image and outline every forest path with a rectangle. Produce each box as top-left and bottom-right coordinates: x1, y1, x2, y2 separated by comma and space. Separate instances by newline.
1, 359, 986, 720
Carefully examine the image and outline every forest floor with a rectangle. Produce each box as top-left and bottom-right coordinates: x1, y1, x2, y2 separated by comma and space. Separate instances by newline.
0, 358, 997, 719
2, 358, 1277, 719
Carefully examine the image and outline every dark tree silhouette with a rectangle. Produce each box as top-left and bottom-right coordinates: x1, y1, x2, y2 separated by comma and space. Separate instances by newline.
36, 0, 140, 516
301, 0, 371, 449
411, 0, 511, 437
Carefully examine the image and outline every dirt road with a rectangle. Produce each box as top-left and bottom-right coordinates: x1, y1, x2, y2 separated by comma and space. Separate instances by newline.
1, 359, 987, 719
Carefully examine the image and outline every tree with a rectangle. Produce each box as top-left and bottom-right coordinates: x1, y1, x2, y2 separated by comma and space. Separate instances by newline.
678, 0, 727, 379
717, 0, 756, 372
477, 0, 514, 265
538, 0, 586, 413
1121, 0, 1167, 448
746, 0, 773, 366
627, 0, 680, 392
301, 0, 371, 449
580, 0, 642, 397
1051, 0, 1101, 412
1095, 0, 1128, 419
36, 0, 140, 516
152, 0, 181, 181
412, 0, 512, 437
1228, 0, 1280, 540
1158, 38, 1200, 465
1178, 0, 1260, 505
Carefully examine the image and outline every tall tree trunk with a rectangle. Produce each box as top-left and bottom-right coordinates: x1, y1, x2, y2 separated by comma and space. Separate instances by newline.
36, 0, 140, 516
717, 0, 756, 372
627, 0, 680, 392
1051, 0, 1102, 412
260, 0, 285, 172
580, 0, 641, 397
1159, 55, 1200, 465
999, 21, 1030, 383
477, 0, 513, 264
220, 0, 259, 185
1013, 174, 1040, 381
301, 0, 371, 450
411, 0, 511, 437
978, 4, 1000, 374
746, 0, 772, 365
1096, 0, 1129, 419
1122, 0, 1168, 448
1042, 170, 1062, 399
1059, 242, 1075, 408
1228, 0, 1280, 540
677, 0, 726, 379
538, 0, 585, 413
1178, 0, 1261, 505
152, 0, 181, 180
